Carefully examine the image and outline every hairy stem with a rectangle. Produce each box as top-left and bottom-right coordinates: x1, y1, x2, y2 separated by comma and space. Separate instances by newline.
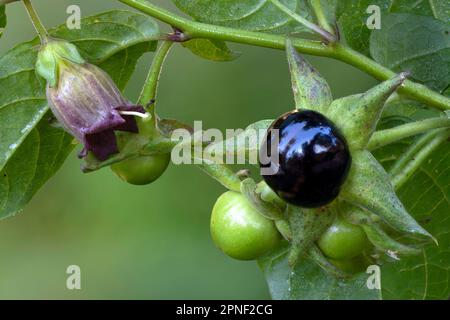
390, 129, 450, 190
332, 45, 450, 111
368, 116, 450, 150
138, 40, 174, 108
268, 0, 336, 42
119, 0, 450, 111
22, 0, 48, 43
196, 161, 242, 192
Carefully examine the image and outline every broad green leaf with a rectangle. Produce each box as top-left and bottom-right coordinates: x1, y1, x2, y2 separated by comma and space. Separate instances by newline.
0, 10, 159, 219
182, 39, 241, 62
336, 0, 391, 56
370, 13, 450, 92
0, 5, 5, 39
258, 243, 381, 299
390, 0, 450, 22
173, 0, 314, 34
381, 142, 450, 299
0, 121, 75, 218
372, 101, 450, 299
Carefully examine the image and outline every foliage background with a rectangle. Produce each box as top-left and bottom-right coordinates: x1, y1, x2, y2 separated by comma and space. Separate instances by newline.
0, 0, 376, 299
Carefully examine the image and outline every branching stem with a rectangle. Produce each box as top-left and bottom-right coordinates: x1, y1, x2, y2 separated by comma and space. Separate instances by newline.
138, 40, 174, 108
390, 129, 450, 190
368, 117, 450, 150
119, 0, 450, 111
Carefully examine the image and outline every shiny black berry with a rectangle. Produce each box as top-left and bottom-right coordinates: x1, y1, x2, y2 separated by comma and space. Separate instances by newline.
260, 110, 351, 208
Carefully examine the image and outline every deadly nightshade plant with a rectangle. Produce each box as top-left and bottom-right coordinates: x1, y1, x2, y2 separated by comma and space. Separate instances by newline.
2, 0, 450, 301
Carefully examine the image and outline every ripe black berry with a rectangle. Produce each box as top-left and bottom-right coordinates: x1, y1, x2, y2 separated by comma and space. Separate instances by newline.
260, 110, 351, 208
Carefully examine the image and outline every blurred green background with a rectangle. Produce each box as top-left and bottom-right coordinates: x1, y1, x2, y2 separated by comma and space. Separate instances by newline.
0, 0, 376, 299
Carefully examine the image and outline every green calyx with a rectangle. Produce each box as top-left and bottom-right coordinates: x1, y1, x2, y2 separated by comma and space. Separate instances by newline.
36, 39, 85, 87
261, 40, 438, 273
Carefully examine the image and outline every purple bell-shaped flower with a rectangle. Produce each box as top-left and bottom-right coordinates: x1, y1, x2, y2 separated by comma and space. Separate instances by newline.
36, 39, 145, 161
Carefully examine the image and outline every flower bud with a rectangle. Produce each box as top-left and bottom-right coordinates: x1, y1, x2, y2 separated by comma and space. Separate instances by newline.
36, 39, 145, 161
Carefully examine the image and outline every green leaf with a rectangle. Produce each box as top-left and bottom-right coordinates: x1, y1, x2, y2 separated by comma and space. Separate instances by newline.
0, 121, 75, 218
258, 243, 381, 299
390, 0, 450, 22
182, 39, 241, 62
381, 141, 450, 299
336, 0, 391, 56
371, 101, 450, 299
370, 13, 450, 92
286, 38, 332, 112
0, 5, 6, 39
172, 0, 314, 34
0, 10, 159, 219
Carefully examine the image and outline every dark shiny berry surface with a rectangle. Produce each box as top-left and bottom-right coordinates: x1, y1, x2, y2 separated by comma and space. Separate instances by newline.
260, 110, 351, 208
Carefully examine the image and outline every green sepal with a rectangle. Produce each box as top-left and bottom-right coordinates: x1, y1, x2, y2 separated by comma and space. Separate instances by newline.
340, 150, 434, 240
327, 73, 407, 150
36, 39, 85, 87
256, 181, 287, 211
81, 118, 187, 173
286, 39, 332, 113
287, 204, 336, 267
240, 178, 284, 220
341, 202, 422, 256
307, 245, 350, 279
362, 223, 422, 257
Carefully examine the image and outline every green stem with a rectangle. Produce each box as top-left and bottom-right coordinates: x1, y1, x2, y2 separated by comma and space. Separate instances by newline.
332, 45, 450, 110
390, 129, 450, 190
368, 116, 450, 150
22, 0, 48, 43
268, 0, 336, 42
308, 245, 350, 278
119, 0, 450, 111
138, 40, 174, 107
196, 161, 242, 192
309, 0, 335, 35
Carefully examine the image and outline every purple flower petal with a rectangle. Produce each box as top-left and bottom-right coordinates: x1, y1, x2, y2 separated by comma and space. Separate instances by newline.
46, 60, 148, 161
84, 129, 119, 161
